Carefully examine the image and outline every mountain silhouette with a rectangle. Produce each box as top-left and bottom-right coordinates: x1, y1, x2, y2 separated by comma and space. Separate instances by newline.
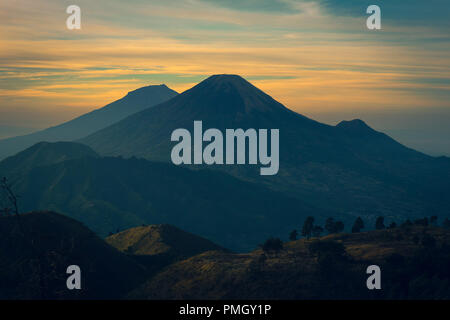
80, 75, 450, 221
0, 211, 147, 299
5, 142, 320, 251
81, 74, 322, 160
0, 84, 178, 160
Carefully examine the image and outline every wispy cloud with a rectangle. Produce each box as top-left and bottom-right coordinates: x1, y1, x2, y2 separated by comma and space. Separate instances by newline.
0, 0, 449, 128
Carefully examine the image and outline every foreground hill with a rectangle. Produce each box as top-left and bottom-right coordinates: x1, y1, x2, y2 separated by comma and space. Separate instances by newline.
1, 213, 449, 300
6, 143, 321, 251
80, 74, 450, 224
129, 226, 450, 300
0, 84, 178, 160
106, 224, 227, 275
0, 212, 147, 299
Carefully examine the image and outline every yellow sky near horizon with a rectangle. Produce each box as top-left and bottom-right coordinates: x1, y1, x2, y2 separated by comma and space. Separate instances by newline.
0, 0, 449, 131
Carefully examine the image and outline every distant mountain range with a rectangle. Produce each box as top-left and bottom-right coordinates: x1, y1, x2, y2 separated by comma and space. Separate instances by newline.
0, 84, 178, 160
80, 75, 450, 222
1, 74, 449, 252
1, 142, 317, 251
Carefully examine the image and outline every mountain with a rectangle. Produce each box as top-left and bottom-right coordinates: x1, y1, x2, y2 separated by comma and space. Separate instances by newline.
0, 211, 147, 299
0, 84, 178, 160
129, 226, 450, 299
80, 74, 450, 223
106, 224, 226, 257
0, 141, 98, 179
81, 74, 323, 161
5, 142, 321, 251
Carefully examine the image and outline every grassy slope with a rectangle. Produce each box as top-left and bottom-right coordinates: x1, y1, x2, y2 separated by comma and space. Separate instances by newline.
129, 226, 450, 300
106, 224, 226, 257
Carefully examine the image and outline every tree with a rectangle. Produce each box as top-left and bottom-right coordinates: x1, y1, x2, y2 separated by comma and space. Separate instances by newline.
351, 217, 364, 233
325, 217, 335, 235
334, 221, 344, 233
289, 230, 298, 241
375, 216, 385, 230
312, 226, 323, 238
302, 216, 315, 239
0, 177, 19, 216
325, 218, 344, 234
261, 237, 283, 254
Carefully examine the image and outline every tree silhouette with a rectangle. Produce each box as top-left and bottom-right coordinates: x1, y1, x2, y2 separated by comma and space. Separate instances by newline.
325, 217, 344, 234
351, 217, 364, 233
289, 230, 298, 241
261, 237, 283, 254
375, 216, 385, 230
334, 221, 344, 233
302, 216, 315, 239
0, 177, 19, 216
325, 217, 335, 234
312, 226, 324, 238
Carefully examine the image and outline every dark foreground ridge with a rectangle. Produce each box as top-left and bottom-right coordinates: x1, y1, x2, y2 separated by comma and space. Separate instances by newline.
1, 211, 449, 300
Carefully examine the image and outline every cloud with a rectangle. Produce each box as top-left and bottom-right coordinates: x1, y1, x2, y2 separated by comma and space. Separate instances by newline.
0, 0, 449, 130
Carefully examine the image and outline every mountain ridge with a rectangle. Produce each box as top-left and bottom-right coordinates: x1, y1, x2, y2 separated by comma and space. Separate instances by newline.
0, 141, 98, 179
5, 143, 319, 251
0, 84, 178, 160
79, 74, 450, 221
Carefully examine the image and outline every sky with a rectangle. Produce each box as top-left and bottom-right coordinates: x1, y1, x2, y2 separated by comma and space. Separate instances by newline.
0, 0, 449, 155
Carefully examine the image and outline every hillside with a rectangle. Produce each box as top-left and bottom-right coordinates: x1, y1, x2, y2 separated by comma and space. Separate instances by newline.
0, 211, 147, 300
80, 74, 450, 225
129, 226, 450, 300
6, 150, 321, 251
1, 212, 449, 300
0, 84, 178, 160
106, 224, 226, 257
106, 224, 226, 276
0, 141, 98, 178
